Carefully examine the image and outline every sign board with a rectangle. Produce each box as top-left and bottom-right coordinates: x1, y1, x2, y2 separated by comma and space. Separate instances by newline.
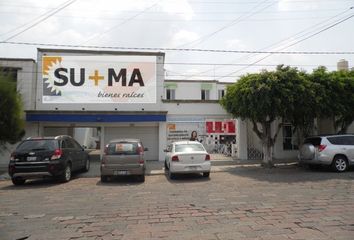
41, 55, 156, 103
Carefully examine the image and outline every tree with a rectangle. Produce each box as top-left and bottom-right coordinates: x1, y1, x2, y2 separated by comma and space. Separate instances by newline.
221, 65, 311, 167
0, 71, 25, 150
308, 67, 354, 134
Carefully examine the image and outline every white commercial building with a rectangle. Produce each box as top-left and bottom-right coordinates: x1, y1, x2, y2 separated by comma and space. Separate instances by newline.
2, 49, 352, 168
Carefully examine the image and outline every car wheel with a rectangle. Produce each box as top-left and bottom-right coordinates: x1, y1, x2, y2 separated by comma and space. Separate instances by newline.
83, 158, 90, 172
60, 164, 72, 182
332, 156, 348, 172
137, 174, 145, 182
101, 175, 108, 183
12, 177, 26, 185
168, 168, 175, 180
203, 172, 210, 178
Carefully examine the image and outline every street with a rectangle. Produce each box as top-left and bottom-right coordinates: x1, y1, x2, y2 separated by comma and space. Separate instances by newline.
0, 165, 353, 240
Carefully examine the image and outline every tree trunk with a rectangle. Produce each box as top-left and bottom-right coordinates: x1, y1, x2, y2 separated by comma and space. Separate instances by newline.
261, 122, 275, 168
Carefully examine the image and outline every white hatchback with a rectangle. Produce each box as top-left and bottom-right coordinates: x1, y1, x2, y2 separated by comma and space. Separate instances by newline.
164, 141, 211, 179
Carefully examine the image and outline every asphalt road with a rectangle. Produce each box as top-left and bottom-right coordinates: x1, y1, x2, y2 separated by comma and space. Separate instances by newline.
0, 165, 353, 240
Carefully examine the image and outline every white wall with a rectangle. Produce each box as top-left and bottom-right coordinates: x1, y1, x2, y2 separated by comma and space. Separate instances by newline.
164, 81, 231, 100
0, 59, 36, 110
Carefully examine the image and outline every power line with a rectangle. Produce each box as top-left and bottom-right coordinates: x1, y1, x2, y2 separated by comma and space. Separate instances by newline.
219, 11, 354, 79
2, 0, 77, 42
176, 0, 276, 48
188, 7, 354, 79
1, 41, 353, 55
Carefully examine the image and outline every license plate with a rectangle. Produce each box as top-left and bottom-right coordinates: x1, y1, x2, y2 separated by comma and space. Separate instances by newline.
27, 156, 37, 161
189, 166, 197, 170
114, 170, 128, 175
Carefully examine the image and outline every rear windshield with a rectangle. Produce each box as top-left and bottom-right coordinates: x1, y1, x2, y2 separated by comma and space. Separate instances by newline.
304, 137, 322, 146
106, 142, 139, 155
16, 139, 58, 152
175, 144, 205, 153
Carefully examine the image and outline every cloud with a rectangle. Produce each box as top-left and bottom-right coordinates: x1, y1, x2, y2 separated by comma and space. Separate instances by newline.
170, 30, 199, 48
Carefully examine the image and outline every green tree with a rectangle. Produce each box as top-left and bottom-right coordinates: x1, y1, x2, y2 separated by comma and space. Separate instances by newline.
309, 67, 354, 134
221, 65, 311, 167
0, 71, 25, 150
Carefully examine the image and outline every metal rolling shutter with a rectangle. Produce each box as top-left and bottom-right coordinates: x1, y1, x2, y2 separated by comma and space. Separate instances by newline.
105, 126, 158, 161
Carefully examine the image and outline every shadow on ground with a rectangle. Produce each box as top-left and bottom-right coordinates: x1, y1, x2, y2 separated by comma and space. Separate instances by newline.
96, 175, 145, 186
225, 163, 354, 183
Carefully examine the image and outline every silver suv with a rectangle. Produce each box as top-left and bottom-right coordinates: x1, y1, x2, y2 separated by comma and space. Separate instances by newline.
299, 134, 354, 172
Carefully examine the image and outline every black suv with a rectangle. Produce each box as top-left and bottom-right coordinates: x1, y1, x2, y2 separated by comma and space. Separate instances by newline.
8, 135, 90, 185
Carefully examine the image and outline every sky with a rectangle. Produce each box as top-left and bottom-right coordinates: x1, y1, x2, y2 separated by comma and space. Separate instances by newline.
0, 0, 353, 82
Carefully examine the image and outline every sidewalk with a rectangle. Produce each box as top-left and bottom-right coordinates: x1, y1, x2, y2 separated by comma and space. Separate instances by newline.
0, 157, 298, 180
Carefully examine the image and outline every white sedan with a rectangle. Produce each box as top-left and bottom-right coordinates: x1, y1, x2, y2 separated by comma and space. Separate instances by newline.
164, 141, 211, 179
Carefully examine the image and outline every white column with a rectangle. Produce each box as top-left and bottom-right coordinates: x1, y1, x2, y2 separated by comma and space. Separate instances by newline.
236, 119, 248, 160
158, 122, 167, 161
100, 126, 105, 161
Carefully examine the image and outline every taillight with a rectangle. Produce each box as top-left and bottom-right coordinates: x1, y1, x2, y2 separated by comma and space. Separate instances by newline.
51, 149, 62, 160
104, 145, 109, 155
137, 146, 143, 155
205, 154, 210, 161
318, 144, 327, 152
171, 155, 179, 162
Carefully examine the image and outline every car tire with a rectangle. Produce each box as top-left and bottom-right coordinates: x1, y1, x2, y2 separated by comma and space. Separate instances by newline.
60, 164, 72, 182
101, 175, 108, 183
83, 158, 90, 172
203, 172, 210, 178
12, 177, 26, 185
137, 174, 145, 182
332, 156, 348, 172
168, 168, 175, 180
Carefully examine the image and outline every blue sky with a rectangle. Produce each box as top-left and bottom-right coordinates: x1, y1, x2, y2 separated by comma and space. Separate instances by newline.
0, 0, 353, 81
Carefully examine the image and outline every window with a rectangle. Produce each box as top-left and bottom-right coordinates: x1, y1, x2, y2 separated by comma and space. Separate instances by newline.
218, 89, 225, 99
327, 136, 354, 145
201, 89, 210, 100
282, 124, 298, 150
166, 89, 175, 100
175, 143, 205, 153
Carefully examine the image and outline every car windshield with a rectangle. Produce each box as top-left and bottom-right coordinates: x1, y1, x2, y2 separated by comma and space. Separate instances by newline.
304, 137, 322, 146
106, 142, 138, 155
16, 140, 57, 152
175, 144, 205, 153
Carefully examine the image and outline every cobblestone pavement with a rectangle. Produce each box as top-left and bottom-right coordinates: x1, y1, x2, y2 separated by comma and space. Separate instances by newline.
0, 166, 353, 240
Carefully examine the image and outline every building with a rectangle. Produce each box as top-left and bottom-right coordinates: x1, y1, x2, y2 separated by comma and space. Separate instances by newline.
0, 49, 235, 167
1, 51, 353, 168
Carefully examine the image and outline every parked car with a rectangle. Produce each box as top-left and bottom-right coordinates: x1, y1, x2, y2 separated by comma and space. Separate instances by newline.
164, 141, 211, 179
8, 135, 90, 185
298, 134, 354, 172
100, 139, 147, 182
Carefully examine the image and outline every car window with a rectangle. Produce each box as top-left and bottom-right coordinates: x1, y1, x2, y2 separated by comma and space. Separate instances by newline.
16, 139, 57, 152
175, 144, 205, 153
106, 142, 138, 155
327, 137, 345, 145
63, 139, 75, 149
72, 139, 82, 149
347, 136, 354, 145
304, 137, 322, 146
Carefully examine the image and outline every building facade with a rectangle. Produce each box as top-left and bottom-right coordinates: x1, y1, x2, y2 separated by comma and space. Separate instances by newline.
2, 50, 352, 168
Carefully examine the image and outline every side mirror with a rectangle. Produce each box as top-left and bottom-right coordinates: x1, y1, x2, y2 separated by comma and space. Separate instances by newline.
144, 147, 149, 151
